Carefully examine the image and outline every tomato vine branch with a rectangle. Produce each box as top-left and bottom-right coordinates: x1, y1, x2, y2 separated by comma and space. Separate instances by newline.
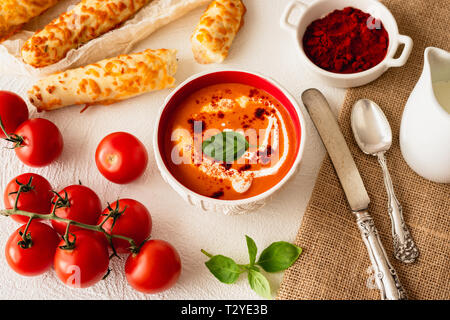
0, 187, 138, 253
1, 207, 138, 250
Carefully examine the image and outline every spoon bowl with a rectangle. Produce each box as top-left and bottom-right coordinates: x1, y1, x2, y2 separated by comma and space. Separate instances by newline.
351, 99, 419, 264
351, 99, 392, 155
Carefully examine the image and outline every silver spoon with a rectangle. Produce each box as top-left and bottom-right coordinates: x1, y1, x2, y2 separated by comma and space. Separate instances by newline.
351, 99, 419, 264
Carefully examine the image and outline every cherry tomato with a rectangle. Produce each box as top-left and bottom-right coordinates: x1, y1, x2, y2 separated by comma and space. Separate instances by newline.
4, 173, 53, 224
76, 229, 109, 248
95, 132, 148, 184
5, 221, 60, 276
98, 199, 152, 253
0, 91, 29, 138
54, 230, 109, 288
51, 185, 102, 235
13, 118, 63, 167
125, 240, 181, 293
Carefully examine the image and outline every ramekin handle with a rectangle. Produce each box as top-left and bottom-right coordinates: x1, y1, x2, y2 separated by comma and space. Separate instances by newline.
386, 35, 413, 67
280, 0, 308, 32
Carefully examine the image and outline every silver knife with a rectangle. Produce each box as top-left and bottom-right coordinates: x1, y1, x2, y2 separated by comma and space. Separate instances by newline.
302, 88, 407, 300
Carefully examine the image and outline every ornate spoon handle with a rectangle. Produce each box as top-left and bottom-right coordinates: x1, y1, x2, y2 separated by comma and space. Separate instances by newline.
353, 210, 407, 300
377, 152, 419, 263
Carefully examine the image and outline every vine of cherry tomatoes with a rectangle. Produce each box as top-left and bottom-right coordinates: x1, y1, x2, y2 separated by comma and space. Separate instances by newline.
2, 173, 182, 293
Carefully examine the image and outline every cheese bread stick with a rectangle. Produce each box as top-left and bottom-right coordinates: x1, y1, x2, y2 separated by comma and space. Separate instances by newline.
28, 48, 177, 111
191, 0, 245, 64
0, 0, 59, 42
22, 0, 151, 68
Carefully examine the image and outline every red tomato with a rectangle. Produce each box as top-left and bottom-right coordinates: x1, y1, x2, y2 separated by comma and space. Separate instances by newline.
51, 185, 102, 235
54, 230, 109, 288
125, 240, 181, 293
13, 118, 63, 167
98, 199, 152, 253
95, 132, 148, 184
0, 91, 29, 138
4, 173, 53, 224
75, 229, 109, 248
5, 221, 60, 276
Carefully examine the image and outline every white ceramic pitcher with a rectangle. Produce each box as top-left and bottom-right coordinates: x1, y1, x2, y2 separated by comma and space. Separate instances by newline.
400, 47, 450, 183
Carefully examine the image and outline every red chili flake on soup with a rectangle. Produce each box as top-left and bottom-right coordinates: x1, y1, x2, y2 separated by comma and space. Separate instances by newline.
211, 190, 224, 199
221, 163, 232, 170
255, 107, 269, 119
239, 164, 252, 172
302, 7, 389, 74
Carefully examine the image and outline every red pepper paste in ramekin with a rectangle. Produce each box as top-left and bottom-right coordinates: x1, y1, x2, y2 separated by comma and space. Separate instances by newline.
302, 7, 389, 74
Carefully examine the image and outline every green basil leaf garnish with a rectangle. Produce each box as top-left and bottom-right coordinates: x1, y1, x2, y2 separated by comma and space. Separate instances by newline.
202, 131, 249, 162
256, 241, 302, 273
245, 235, 258, 266
247, 268, 272, 299
204, 255, 242, 284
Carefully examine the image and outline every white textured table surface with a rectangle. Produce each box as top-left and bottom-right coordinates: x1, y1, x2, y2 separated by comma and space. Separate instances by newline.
0, 0, 345, 300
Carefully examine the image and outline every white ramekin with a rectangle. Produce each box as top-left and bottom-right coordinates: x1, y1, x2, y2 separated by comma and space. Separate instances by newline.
153, 69, 307, 215
281, 0, 413, 88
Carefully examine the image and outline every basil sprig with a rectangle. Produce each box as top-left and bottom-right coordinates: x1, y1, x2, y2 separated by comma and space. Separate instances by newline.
201, 235, 302, 299
202, 131, 249, 163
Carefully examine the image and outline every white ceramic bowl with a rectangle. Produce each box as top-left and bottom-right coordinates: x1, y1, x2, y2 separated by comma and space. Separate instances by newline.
153, 70, 307, 215
280, 0, 413, 88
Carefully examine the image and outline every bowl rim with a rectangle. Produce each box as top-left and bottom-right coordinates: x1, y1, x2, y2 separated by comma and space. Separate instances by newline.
153, 68, 307, 205
291, 0, 400, 79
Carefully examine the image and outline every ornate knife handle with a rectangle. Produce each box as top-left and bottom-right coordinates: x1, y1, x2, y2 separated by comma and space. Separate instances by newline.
353, 210, 407, 300
377, 152, 419, 263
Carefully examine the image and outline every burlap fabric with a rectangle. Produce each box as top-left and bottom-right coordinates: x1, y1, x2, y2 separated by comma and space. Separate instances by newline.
277, 0, 450, 300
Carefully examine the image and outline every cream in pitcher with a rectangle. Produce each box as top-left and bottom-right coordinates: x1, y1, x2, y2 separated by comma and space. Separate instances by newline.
400, 47, 450, 183
433, 80, 450, 114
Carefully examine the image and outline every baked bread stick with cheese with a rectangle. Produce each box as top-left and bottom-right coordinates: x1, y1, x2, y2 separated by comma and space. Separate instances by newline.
22, 0, 151, 68
0, 0, 59, 42
191, 0, 245, 64
28, 48, 177, 111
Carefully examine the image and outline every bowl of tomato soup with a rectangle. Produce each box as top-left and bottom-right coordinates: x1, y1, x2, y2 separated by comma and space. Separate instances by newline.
154, 70, 306, 215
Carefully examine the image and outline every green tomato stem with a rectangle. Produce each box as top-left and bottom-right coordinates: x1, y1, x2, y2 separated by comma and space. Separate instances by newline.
200, 249, 213, 258
22, 216, 33, 236
18, 216, 34, 249
0, 116, 11, 139
0, 116, 24, 148
12, 176, 35, 211
13, 185, 24, 211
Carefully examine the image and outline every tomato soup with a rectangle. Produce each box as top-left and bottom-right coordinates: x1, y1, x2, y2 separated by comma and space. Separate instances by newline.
162, 83, 297, 200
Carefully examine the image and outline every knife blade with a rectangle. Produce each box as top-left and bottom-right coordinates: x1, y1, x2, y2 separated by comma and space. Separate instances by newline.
301, 88, 407, 300
302, 88, 370, 211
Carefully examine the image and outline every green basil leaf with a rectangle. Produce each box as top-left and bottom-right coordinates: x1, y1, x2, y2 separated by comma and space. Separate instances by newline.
202, 131, 249, 162
247, 268, 272, 299
256, 241, 302, 273
205, 255, 242, 284
245, 235, 258, 266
